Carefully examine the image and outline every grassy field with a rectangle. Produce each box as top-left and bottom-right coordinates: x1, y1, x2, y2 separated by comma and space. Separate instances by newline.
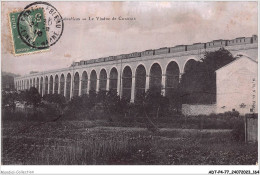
2, 119, 257, 165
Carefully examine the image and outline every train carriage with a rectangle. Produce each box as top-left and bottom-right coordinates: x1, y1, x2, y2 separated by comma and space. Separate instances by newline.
86, 59, 95, 64
105, 56, 116, 61
129, 52, 141, 58
116, 54, 129, 60
206, 40, 227, 48
70, 62, 80, 67
227, 37, 252, 46
141, 49, 154, 57
187, 43, 206, 51
169, 45, 187, 53
252, 35, 258, 43
95, 57, 105, 63
154, 47, 169, 55
80, 60, 85, 65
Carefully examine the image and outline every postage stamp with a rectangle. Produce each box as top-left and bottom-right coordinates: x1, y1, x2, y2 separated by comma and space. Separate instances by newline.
17, 8, 49, 49
9, 2, 64, 56
9, 8, 49, 56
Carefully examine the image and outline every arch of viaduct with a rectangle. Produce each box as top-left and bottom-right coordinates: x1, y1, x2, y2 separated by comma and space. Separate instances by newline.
14, 42, 258, 102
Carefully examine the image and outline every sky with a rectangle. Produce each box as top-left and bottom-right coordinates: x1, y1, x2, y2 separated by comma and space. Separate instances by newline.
1, 1, 258, 76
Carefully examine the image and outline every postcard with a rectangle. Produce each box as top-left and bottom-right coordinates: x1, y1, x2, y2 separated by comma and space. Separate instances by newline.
1, 1, 258, 174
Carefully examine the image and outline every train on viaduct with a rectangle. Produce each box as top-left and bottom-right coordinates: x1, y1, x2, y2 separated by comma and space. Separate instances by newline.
14, 35, 258, 102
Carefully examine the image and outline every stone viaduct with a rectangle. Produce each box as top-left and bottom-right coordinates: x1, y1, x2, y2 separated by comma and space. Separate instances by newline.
14, 35, 258, 102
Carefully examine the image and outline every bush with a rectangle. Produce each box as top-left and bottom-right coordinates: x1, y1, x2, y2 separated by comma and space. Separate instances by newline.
223, 111, 240, 117
231, 119, 245, 142
2, 106, 58, 122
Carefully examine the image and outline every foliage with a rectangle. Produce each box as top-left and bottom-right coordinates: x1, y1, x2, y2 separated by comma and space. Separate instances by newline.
180, 48, 235, 104
131, 87, 170, 132
24, 87, 42, 108
64, 90, 130, 121
231, 118, 245, 142
2, 120, 257, 165
202, 47, 235, 70
166, 84, 183, 114
2, 108, 246, 130
42, 93, 66, 107
3, 87, 41, 111
2, 90, 18, 111
41, 93, 67, 121
17, 90, 27, 103
143, 87, 169, 118
101, 89, 129, 116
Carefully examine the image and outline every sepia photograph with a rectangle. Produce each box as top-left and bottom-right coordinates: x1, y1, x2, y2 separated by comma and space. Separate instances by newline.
1, 0, 259, 174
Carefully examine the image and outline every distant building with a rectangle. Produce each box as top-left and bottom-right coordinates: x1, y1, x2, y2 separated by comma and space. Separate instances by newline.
216, 55, 258, 115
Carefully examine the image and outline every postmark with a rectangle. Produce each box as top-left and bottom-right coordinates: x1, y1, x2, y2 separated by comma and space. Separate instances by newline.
18, 2, 64, 48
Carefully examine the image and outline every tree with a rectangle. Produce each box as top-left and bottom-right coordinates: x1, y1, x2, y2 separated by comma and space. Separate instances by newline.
167, 83, 183, 114
67, 91, 97, 115
202, 47, 235, 71
42, 93, 66, 120
143, 86, 169, 118
17, 90, 27, 103
180, 48, 235, 104
97, 89, 129, 118
2, 90, 18, 111
25, 87, 42, 109
43, 94, 66, 106
132, 86, 170, 132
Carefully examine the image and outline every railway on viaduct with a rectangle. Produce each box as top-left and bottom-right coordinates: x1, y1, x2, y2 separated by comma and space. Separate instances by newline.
14, 35, 258, 102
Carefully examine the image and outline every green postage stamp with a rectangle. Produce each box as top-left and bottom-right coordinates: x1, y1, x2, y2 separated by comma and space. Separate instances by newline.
9, 8, 49, 56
